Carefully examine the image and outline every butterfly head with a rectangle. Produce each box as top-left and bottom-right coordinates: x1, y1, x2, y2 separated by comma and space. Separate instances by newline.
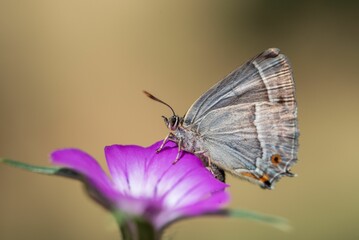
162, 115, 181, 131
143, 90, 182, 131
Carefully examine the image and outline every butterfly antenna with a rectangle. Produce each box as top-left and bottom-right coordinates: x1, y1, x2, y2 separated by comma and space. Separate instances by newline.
143, 90, 176, 116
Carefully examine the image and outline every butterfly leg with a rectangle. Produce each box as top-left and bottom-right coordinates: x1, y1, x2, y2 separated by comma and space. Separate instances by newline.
157, 133, 173, 153
196, 155, 225, 182
173, 138, 183, 164
196, 153, 212, 169
204, 157, 226, 182
202, 156, 213, 173
207, 156, 212, 168
194, 150, 205, 155
209, 164, 226, 182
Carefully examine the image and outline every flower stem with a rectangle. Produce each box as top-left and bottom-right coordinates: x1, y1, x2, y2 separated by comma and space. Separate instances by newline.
119, 218, 160, 240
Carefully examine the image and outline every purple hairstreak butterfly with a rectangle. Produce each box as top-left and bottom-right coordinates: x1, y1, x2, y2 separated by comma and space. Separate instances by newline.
144, 48, 299, 189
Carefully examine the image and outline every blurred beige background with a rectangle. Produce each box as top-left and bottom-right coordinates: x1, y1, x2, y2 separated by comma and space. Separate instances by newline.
1, 1, 359, 239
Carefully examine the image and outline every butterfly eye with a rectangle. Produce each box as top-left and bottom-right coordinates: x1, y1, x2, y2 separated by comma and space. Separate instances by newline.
271, 154, 282, 165
168, 116, 179, 130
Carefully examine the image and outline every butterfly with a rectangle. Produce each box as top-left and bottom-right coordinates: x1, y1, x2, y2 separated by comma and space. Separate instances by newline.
144, 48, 299, 189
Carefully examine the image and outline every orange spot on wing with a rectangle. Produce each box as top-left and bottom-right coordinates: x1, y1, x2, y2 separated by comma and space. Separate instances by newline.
271, 154, 282, 165
259, 174, 270, 183
241, 172, 272, 188
241, 172, 257, 179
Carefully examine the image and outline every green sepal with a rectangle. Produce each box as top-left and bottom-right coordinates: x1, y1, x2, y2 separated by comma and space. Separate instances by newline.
162, 208, 290, 232
214, 209, 291, 231
0, 158, 113, 209
0, 158, 83, 180
1, 158, 61, 174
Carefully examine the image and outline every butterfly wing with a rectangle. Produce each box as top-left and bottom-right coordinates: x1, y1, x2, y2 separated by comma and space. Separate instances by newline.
182, 48, 298, 188
197, 102, 298, 189
183, 48, 296, 128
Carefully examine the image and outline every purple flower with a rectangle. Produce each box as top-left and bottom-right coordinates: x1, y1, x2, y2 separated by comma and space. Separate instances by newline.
1, 140, 289, 239
51, 140, 229, 230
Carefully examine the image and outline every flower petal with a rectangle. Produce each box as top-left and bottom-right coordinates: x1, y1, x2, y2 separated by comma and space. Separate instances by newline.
155, 190, 230, 228
176, 190, 230, 216
142, 141, 230, 228
51, 149, 120, 203
105, 141, 180, 198
105, 144, 151, 196
147, 145, 228, 208
162, 167, 229, 208
144, 142, 197, 197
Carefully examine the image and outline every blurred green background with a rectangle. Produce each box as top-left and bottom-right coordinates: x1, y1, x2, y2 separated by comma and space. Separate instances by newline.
1, 0, 359, 239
